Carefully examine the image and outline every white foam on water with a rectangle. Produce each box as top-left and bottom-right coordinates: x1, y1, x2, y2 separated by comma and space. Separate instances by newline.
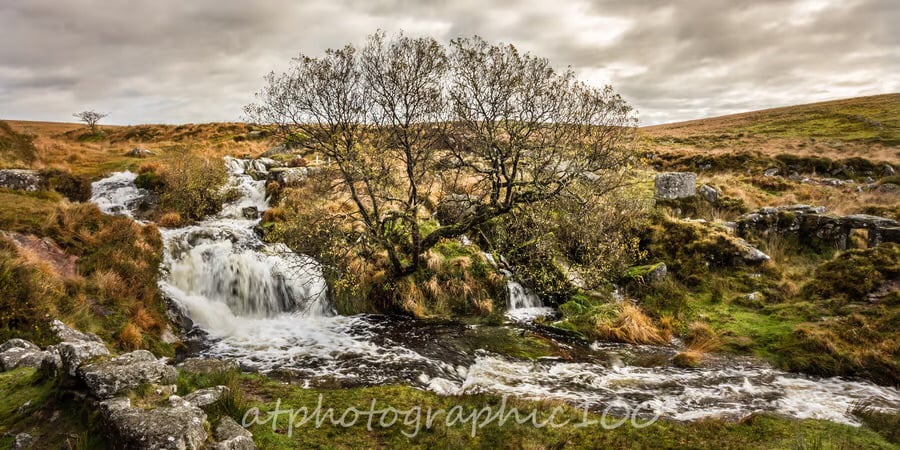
433, 355, 900, 425
90, 171, 147, 218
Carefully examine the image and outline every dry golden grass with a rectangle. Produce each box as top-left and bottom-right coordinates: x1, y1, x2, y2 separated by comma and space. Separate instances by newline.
448, 256, 472, 271
684, 321, 721, 353
699, 172, 900, 219
596, 303, 669, 345
640, 93, 900, 161
131, 307, 159, 331
157, 212, 182, 228
2, 120, 277, 179
91, 270, 127, 302
398, 278, 426, 318
424, 250, 445, 273
118, 322, 143, 350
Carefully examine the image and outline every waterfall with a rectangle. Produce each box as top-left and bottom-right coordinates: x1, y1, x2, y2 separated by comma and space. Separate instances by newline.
90, 171, 147, 218
506, 278, 543, 309
158, 157, 334, 334
501, 269, 553, 321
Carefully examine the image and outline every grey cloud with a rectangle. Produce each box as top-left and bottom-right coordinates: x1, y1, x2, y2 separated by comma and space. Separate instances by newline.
0, 0, 896, 125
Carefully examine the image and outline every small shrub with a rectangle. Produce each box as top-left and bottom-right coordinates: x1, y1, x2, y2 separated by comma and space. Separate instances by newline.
40, 169, 92, 202
673, 351, 701, 367
157, 155, 228, 220
288, 157, 308, 167
157, 212, 182, 228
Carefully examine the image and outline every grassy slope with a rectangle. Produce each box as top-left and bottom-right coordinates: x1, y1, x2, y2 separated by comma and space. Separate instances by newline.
640, 93, 900, 161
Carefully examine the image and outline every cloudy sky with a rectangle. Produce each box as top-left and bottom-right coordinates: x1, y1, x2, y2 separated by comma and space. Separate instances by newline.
0, 0, 897, 126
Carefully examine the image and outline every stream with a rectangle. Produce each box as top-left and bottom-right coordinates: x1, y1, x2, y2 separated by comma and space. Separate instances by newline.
89, 158, 900, 425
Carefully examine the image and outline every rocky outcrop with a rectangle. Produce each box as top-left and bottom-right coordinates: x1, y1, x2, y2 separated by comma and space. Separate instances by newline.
79, 350, 178, 399
737, 205, 900, 250
4, 320, 252, 448
214, 417, 257, 450
654, 172, 697, 199
267, 167, 308, 185
100, 396, 209, 450
0, 169, 45, 191
0, 339, 45, 371
183, 385, 230, 409
51, 319, 104, 344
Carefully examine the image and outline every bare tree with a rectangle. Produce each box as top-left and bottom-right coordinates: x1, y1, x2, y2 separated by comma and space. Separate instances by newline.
245, 32, 637, 277
423, 36, 637, 248
73, 110, 108, 132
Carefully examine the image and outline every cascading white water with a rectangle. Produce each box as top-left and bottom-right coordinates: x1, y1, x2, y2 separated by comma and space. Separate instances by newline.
502, 269, 554, 321
90, 171, 147, 218
158, 157, 333, 335
89, 159, 900, 426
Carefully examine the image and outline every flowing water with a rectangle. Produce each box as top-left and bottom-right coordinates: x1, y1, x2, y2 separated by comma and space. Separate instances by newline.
90, 158, 900, 425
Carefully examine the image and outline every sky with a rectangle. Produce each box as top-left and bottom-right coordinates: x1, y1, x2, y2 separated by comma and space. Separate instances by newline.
0, 0, 897, 126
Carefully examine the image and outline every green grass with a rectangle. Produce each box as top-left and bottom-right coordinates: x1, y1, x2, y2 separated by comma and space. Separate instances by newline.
233, 374, 894, 449
644, 94, 900, 145
0, 189, 61, 234
0, 368, 107, 449
1, 366, 895, 449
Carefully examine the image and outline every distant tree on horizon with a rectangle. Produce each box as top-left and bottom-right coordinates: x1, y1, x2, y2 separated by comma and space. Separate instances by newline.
73, 110, 108, 132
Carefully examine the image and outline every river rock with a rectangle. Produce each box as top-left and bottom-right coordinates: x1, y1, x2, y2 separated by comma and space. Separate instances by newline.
49, 319, 110, 376
127, 147, 154, 157
647, 263, 667, 283
0, 339, 45, 371
178, 357, 239, 375
255, 157, 281, 169
883, 164, 895, 177
241, 206, 259, 219
267, 167, 308, 185
698, 184, 719, 204
0, 169, 45, 191
654, 172, 696, 199
763, 168, 780, 177
100, 396, 208, 450
184, 385, 230, 409
877, 183, 898, 193
78, 350, 177, 399
214, 417, 256, 450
